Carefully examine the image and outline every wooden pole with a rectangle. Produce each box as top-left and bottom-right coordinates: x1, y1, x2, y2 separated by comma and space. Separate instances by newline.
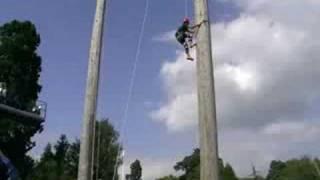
77, 0, 106, 179
194, 0, 220, 179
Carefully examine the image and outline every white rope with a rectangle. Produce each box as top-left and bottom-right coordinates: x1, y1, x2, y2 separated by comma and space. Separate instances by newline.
111, 0, 150, 179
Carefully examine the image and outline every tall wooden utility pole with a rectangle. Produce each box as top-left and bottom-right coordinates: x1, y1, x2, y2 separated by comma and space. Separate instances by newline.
77, 0, 106, 179
194, 0, 219, 180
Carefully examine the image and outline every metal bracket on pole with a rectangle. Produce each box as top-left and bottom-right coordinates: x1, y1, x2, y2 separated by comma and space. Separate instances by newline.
0, 82, 46, 123
0, 103, 45, 123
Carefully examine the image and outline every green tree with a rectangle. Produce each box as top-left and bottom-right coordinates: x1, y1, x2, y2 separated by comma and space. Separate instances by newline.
93, 119, 122, 180
28, 136, 72, 180
174, 149, 200, 180
128, 160, 142, 180
156, 175, 179, 180
0, 20, 43, 179
41, 144, 54, 162
266, 160, 286, 180
223, 163, 238, 180
278, 157, 320, 180
265, 157, 320, 180
166, 148, 238, 180
65, 139, 80, 178
29, 144, 58, 180
30, 119, 122, 180
54, 135, 70, 179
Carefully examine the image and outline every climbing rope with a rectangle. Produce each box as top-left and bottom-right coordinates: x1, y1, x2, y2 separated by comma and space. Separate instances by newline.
111, 0, 150, 179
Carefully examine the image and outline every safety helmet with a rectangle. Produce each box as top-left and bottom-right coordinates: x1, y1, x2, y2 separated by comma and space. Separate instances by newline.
183, 17, 190, 24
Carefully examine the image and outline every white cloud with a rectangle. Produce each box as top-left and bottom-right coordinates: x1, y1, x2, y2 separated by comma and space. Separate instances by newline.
152, 15, 313, 130
151, 0, 320, 176
152, 5, 319, 130
151, 53, 198, 131
152, 30, 175, 43
262, 121, 320, 143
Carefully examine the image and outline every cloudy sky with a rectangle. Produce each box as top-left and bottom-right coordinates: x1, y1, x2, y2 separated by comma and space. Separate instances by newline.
1, 0, 320, 179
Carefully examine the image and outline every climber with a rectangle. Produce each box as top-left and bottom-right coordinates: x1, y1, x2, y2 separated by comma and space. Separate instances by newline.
175, 17, 207, 61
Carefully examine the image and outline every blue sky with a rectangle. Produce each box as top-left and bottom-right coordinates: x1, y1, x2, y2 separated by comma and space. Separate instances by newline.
0, 0, 238, 153
0, 0, 239, 165
3, 0, 320, 179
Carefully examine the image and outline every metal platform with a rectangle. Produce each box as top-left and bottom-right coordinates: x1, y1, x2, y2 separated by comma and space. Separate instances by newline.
0, 102, 46, 123
0, 82, 46, 123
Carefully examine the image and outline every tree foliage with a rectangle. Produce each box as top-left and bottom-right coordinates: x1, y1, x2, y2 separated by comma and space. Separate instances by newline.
54, 135, 70, 179
266, 160, 286, 180
159, 148, 238, 180
65, 139, 80, 178
0, 20, 42, 107
93, 119, 122, 180
29, 119, 121, 180
174, 149, 200, 180
127, 160, 142, 180
28, 136, 77, 180
266, 157, 320, 180
0, 20, 43, 179
223, 163, 238, 180
156, 175, 179, 180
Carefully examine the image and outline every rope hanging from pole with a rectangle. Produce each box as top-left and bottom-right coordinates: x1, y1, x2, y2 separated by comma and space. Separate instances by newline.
111, 0, 150, 179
